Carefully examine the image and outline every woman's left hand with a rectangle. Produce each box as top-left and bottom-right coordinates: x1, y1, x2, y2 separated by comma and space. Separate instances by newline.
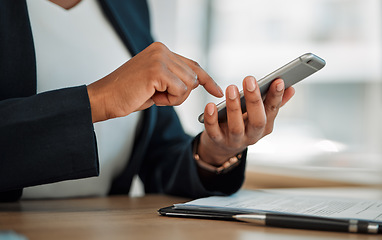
198, 75, 295, 166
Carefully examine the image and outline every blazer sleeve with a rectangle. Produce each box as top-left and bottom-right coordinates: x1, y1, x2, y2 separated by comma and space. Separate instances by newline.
137, 106, 247, 198
0, 86, 99, 193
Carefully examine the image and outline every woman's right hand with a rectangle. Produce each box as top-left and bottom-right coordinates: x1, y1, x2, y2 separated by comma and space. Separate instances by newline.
87, 42, 224, 123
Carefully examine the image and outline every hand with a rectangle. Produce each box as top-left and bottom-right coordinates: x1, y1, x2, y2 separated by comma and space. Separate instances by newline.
87, 42, 224, 123
198, 76, 295, 166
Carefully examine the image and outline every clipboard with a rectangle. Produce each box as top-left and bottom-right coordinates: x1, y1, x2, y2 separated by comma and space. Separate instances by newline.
158, 205, 251, 221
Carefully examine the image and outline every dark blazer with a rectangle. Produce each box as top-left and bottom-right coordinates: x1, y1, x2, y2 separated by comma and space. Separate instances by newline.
0, 0, 246, 202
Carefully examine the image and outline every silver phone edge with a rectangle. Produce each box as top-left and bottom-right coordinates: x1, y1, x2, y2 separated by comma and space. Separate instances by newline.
198, 53, 325, 123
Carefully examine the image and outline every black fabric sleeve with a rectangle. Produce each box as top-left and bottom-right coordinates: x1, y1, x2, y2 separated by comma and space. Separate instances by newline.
0, 86, 99, 193
138, 106, 246, 198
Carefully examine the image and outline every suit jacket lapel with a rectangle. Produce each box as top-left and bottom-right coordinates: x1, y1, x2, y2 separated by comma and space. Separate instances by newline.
0, 0, 36, 100
98, 0, 154, 55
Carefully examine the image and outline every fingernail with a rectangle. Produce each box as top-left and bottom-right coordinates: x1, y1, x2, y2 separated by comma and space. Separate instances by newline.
276, 81, 284, 92
207, 104, 215, 116
218, 86, 224, 96
246, 77, 256, 92
216, 82, 224, 96
228, 86, 237, 100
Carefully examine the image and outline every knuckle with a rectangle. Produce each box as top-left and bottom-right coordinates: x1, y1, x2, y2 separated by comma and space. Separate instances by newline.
227, 104, 242, 114
230, 126, 244, 136
267, 105, 278, 112
259, 117, 267, 127
209, 133, 222, 142
192, 79, 199, 89
251, 117, 267, 130
265, 102, 281, 112
151, 41, 167, 51
150, 53, 170, 71
149, 46, 169, 62
150, 50, 166, 63
188, 76, 198, 88
247, 97, 263, 106
189, 59, 201, 68
179, 86, 188, 95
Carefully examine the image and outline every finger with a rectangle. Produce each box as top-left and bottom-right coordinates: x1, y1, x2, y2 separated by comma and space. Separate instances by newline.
243, 76, 267, 137
166, 53, 199, 90
263, 78, 285, 133
281, 87, 295, 107
152, 70, 189, 106
152, 89, 189, 107
203, 103, 224, 143
146, 42, 194, 104
175, 53, 224, 98
226, 85, 245, 144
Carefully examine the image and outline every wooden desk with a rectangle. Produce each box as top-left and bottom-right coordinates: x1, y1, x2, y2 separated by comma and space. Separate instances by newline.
1, 188, 381, 240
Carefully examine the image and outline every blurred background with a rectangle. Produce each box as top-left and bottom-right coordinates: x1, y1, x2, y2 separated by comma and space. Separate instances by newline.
148, 0, 382, 187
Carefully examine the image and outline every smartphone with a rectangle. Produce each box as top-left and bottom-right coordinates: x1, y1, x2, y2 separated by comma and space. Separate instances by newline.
198, 53, 326, 123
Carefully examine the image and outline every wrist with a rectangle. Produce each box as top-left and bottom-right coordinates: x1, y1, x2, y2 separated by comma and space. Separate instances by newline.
87, 83, 108, 123
193, 134, 243, 174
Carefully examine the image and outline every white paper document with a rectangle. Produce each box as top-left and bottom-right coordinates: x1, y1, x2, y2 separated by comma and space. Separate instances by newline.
174, 190, 382, 223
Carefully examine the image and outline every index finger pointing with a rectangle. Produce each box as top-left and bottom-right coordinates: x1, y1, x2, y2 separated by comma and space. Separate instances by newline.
175, 53, 224, 98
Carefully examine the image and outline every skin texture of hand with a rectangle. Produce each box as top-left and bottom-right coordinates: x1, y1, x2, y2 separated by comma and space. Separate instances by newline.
87, 42, 224, 123
48, 0, 81, 9
198, 76, 295, 166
